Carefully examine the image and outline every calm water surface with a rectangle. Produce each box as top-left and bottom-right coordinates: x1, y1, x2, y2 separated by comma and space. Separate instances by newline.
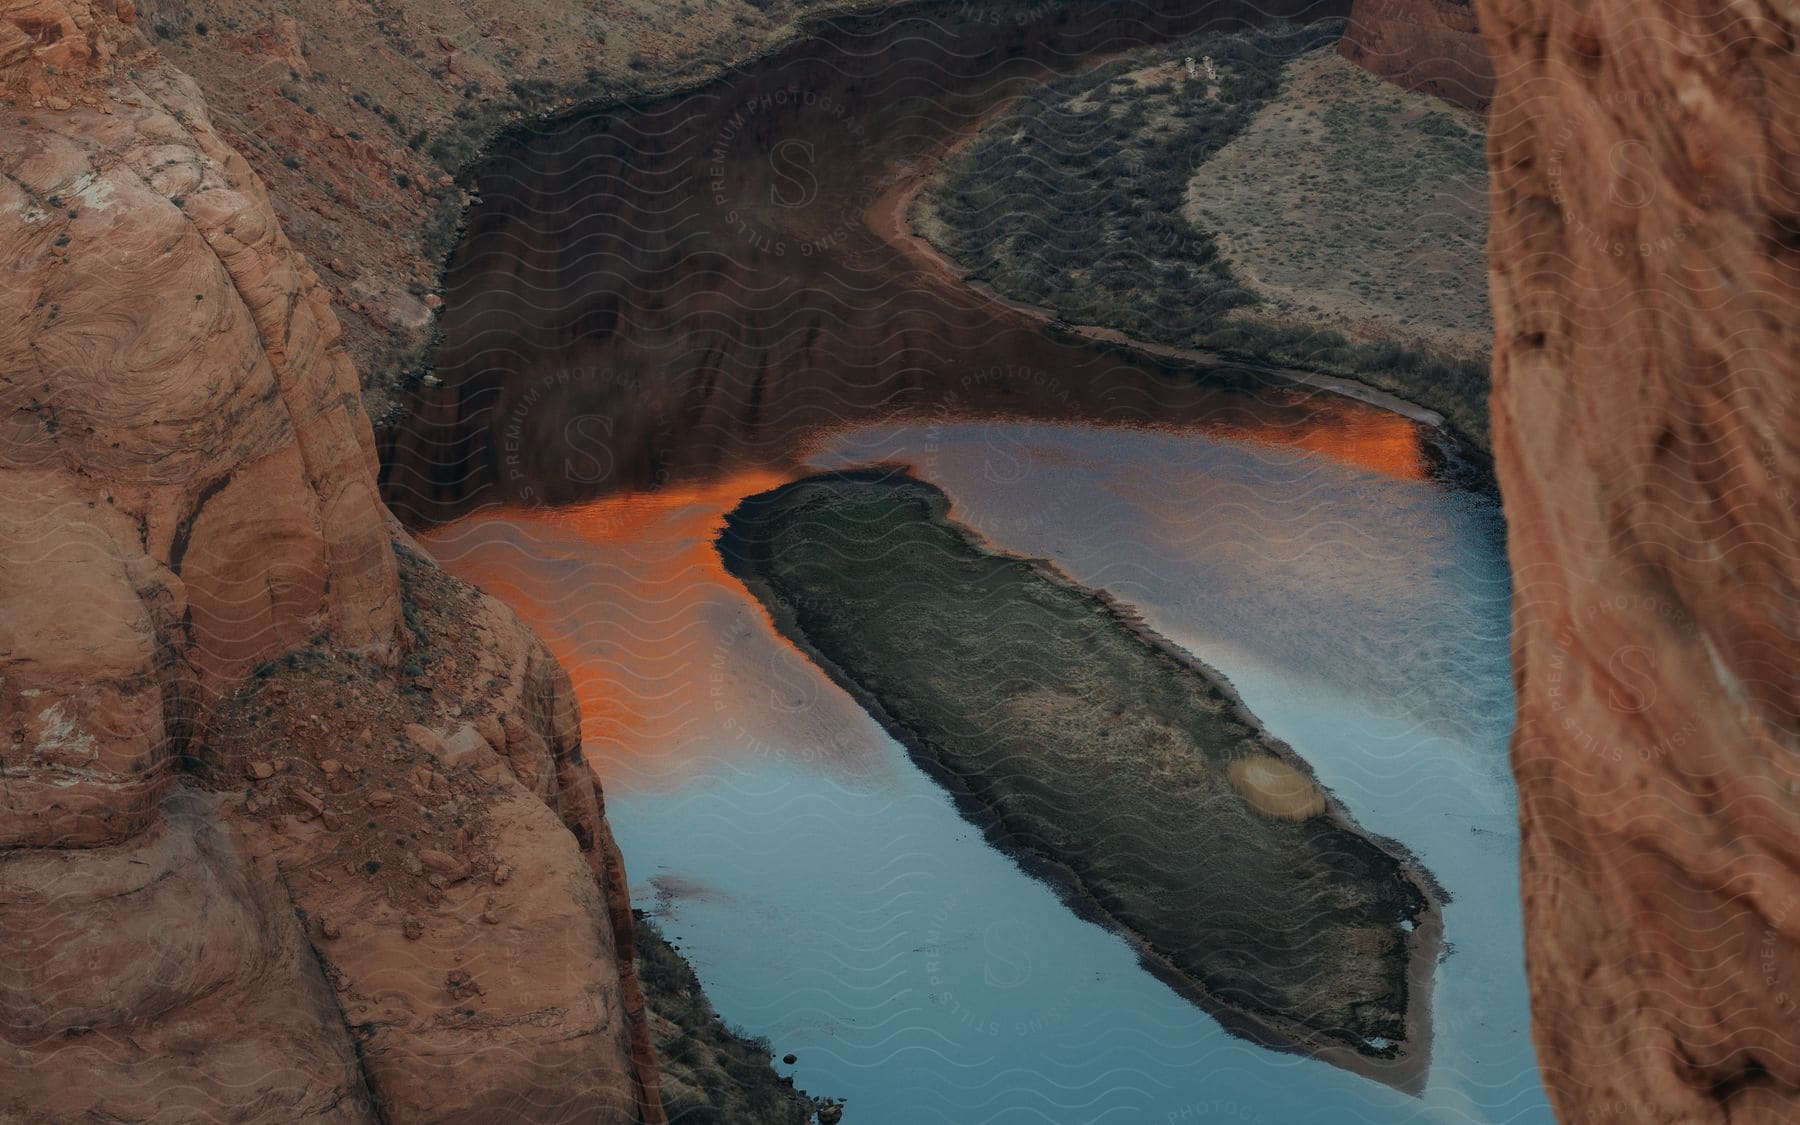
398, 5, 1545, 1118
422, 416, 1549, 1125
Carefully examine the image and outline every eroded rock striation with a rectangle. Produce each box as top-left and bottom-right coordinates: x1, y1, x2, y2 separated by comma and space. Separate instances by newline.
1, 4, 662, 1119
1339, 0, 1494, 109
1480, 1, 1799, 1121
135, 0, 908, 420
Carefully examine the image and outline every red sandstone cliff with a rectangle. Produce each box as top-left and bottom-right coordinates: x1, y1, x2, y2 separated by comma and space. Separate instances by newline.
1340, 0, 1494, 110
127, 0, 900, 421
0, 4, 662, 1119
1479, 1, 1798, 1121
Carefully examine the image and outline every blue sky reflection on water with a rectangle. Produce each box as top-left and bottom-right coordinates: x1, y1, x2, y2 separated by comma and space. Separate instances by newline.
427, 419, 1551, 1125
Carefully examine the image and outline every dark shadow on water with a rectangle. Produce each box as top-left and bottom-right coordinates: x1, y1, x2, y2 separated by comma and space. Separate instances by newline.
376, 0, 1415, 526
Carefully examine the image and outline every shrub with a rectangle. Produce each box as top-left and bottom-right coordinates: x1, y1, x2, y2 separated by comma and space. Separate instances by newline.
922, 18, 1492, 451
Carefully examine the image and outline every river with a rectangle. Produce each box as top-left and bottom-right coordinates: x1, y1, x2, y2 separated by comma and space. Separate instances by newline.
394, 1, 1552, 1121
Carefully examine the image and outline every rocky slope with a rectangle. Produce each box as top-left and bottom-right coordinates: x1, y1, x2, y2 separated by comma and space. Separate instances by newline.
1479, 1, 1798, 1121
1, 4, 664, 1119
1339, 0, 1493, 109
129, 0, 900, 422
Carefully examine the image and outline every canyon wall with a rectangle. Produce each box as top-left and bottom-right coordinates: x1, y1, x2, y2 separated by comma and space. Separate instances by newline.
1339, 0, 1493, 109
1478, 1, 1799, 1122
128, 0, 903, 421
0, 4, 662, 1119
378, 0, 1350, 524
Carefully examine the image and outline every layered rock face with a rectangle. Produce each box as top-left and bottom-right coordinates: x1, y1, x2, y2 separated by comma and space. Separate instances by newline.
2, 0, 402, 850
1, 4, 661, 1119
1479, 1, 1799, 1121
1339, 0, 1494, 109
130, 0, 902, 419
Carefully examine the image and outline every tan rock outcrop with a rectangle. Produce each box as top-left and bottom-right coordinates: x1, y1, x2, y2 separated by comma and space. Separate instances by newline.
0, 0, 113, 103
202, 552, 665, 1123
1, 5, 662, 1119
2, 0, 399, 845
0, 791, 378, 1120
1340, 0, 1494, 109
1480, 1, 1799, 1121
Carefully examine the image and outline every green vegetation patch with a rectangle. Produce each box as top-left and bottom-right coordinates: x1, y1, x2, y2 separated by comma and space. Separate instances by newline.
719, 470, 1439, 1077
1183, 49, 1491, 376
917, 20, 1492, 452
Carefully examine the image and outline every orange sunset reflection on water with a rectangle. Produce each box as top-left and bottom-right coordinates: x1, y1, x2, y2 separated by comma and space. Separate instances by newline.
420, 400, 1431, 793
1200, 393, 1432, 483
419, 468, 897, 795
828, 390, 1430, 484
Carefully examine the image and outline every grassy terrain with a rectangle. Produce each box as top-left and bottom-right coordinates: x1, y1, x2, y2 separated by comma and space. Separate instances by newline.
916, 20, 1494, 453
1185, 49, 1491, 362
719, 470, 1438, 1080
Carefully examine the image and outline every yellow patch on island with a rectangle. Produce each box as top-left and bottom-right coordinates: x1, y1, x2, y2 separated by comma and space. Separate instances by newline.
1229, 756, 1326, 820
